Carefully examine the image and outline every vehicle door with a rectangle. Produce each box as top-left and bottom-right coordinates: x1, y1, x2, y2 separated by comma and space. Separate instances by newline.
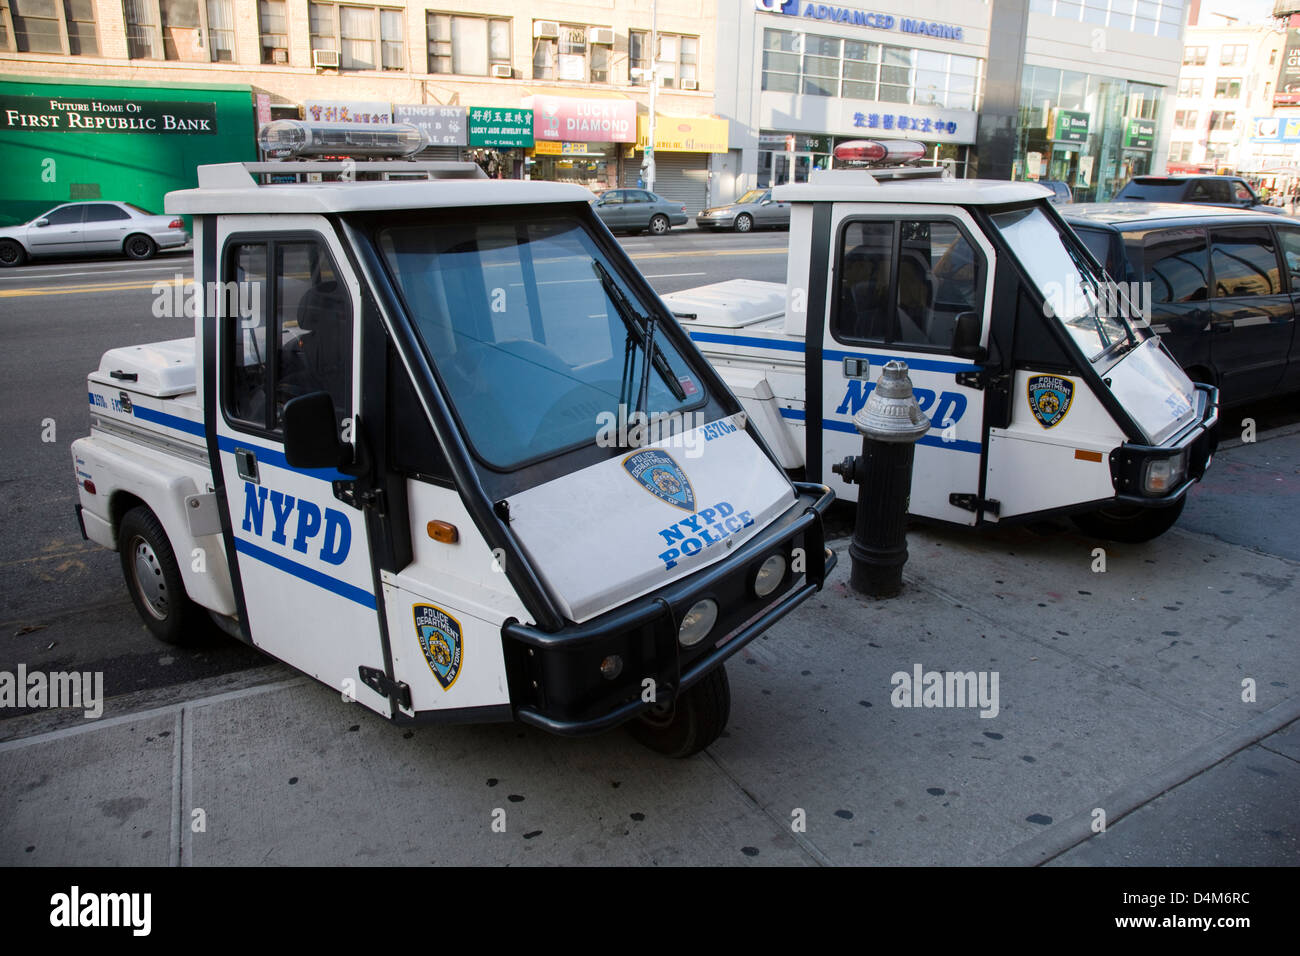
1130, 225, 1212, 378
752, 190, 778, 226
213, 219, 392, 716
1231, 180, 1260, 209
822, 207, 991, 525
629, 189, 655, 229
27, 203, 85, 253
597, 189, 628, 229
81, 203, 133, 252
1273, 224, 1300, 395
1207, 224, 1292, 402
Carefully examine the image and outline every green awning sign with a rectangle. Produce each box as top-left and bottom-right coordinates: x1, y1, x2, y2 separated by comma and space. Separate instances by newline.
468, 108, 533, 148
1051, 109, 1090, 143
1124, 118, 1156, 150
0, 93, 217, 133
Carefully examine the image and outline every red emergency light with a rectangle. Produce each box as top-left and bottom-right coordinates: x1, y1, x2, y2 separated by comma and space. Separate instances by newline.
833, 139, 927, 167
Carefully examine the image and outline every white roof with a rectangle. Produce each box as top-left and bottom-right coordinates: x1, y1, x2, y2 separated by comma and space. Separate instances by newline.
773, 169, 1052, 205
166, 162, 595, 215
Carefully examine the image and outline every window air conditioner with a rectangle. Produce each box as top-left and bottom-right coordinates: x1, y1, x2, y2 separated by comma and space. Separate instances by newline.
680, 79, 698, 90
589, 27, 615, 45
534, 21, 559, 38
312, 48, 340, 69
492, 64, 513, 78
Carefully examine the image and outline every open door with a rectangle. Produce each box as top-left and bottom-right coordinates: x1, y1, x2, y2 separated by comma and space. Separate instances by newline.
818, 205, 994, 525
211, 216, 391, 716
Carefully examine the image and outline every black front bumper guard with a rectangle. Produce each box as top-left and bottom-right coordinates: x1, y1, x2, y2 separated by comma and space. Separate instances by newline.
1110, 382, 1219, 507
502, 482, 836, 736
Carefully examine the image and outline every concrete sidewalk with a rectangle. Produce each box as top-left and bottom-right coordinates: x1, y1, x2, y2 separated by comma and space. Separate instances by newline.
2, 436, 1298, 866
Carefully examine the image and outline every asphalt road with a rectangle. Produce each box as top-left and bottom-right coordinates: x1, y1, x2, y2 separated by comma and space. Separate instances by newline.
0, 231, 791, 709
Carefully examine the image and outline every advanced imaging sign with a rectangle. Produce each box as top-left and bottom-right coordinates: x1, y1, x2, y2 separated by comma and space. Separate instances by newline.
0, 94, 218, 134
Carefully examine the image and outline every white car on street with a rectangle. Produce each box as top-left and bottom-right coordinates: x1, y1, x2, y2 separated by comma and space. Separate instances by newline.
0, 200, 189, 266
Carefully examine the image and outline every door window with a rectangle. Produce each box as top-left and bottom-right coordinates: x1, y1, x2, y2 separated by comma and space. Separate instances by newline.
41, 205, 84, 225
1140, 227, 1209, 303
224, 237, 353, 434
834, 219, 982, 349
1210, 227, 1281, 297
83, 204, 131, 222
1232, 181, 1254, 203
1277, 227, 1300, 290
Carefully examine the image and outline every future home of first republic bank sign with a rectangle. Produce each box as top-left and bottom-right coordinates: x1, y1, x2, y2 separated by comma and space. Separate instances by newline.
754, 0, 965, 42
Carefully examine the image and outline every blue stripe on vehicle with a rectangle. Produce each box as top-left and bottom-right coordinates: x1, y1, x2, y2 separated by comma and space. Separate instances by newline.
685, 331, 980, 375
130, 404, 206, 437
778, 407, 982, 454
233, 536, 375, 610
216, 435, 349, 482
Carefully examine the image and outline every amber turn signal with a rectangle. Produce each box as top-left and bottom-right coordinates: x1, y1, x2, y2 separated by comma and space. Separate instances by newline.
427, 520, 459, 543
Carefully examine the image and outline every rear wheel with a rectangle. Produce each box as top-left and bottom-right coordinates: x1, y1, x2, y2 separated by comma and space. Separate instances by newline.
118, 506, 203, 644
124, 234, 157, 260
1071, 496, 1186, 543
0, 239, 26, 267
649, 214, 670, 236
627, 666, 731, 758
734, 213, 753, 233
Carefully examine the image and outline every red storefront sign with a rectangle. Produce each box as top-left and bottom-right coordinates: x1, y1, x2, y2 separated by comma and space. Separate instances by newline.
525, 95, 637, 143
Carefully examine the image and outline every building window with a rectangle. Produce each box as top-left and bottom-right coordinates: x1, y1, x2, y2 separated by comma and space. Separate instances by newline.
532, 22, 611, 83
310, 3, 403, 70
761, 28, 981, 109
427, 13, 510, 75
123, 0, 233, 61
629, 30, 649, 84
1034, 0, 1185, 38
1208, 110, 1236, 131
1219, 44, 1247, 66
1183, 45, 1207, 66
1173, 109, 1197, 128
655, 33, 698, 89
1177, 77, 1202, 97
1168, 141, 1193, 163
259, 0, 288, 63
2, 0, 99, 54
1214, 77, 1241, 98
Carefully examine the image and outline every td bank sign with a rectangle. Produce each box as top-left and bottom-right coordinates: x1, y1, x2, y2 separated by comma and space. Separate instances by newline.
0, 95, 218, 134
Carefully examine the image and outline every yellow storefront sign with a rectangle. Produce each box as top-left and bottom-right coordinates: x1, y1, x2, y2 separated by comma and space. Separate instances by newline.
533, 140, 589, 155
635, 115, 729, 153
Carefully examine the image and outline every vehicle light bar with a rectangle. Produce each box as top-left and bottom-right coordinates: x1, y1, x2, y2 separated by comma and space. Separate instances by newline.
258, 120, 429, 159
833, 139, 927, 167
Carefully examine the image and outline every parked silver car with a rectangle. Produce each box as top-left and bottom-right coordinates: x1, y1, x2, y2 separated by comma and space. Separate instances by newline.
0, 201, 189, 267
696, 188, 791, 233
589, 189, 687, 235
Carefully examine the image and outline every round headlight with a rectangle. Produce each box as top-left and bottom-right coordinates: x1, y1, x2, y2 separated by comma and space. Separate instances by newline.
678, 599, 718, 647
753, 554, 788, 598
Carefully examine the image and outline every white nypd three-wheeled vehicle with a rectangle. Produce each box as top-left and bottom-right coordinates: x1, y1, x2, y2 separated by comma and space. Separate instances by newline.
71, 122, 834, 757
666, 140, 1219, 543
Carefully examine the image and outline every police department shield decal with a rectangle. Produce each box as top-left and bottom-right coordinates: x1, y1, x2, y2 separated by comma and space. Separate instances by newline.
1027, 375, 1074, 429
414, 604, 462, 690
622, 449, 696, 511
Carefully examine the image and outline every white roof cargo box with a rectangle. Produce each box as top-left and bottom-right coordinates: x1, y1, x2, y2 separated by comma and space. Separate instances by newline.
663, 279, 787, 329
91, 339, 197, 398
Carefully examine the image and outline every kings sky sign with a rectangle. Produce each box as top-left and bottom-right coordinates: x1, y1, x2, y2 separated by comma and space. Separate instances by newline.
754, 0, 965, 42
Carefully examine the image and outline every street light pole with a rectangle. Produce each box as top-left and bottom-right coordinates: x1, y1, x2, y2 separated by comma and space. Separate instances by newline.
645, 0, 657, 193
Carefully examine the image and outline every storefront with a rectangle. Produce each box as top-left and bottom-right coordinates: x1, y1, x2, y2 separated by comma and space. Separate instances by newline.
1014, 68, 1165, 202
525, 93, 635, 190
395, 103, 467, 162
621, 114, 729, 213
0, 76, 255, 226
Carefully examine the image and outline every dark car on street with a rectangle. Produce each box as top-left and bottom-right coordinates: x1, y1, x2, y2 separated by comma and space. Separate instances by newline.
1062, 202, 1300, 406
589, 188, 687, 235
1114, 175, 1286, 215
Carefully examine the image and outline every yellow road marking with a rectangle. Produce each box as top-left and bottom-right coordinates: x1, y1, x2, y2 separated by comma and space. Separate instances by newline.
0, 277, 186, 298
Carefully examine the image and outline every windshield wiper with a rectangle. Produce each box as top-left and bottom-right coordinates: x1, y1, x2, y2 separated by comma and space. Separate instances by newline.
592, 260, 686, 412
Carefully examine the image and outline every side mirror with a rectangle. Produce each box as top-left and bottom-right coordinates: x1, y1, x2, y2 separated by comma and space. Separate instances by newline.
34, 218, 49, 227
283, 392, 345, 469
951, 311, 987, 362
760, 198, 772, 205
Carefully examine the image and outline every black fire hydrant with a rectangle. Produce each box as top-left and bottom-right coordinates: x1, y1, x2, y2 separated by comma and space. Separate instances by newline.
831, 360, 931, 598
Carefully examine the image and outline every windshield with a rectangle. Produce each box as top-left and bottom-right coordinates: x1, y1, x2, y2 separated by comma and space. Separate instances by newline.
992, 205, 1135, 363
736, 189, 767, 205
377, 214, 704, 469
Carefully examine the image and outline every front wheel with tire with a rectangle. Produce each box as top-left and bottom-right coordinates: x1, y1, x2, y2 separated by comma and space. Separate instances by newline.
649, 214, 670, 236
0, 239, 26, 267
733, 213, 754, 233
118, 506, 203, 644
1070, 496, 1186, 543
123, 234, 157, 260
626, 666, 731, 758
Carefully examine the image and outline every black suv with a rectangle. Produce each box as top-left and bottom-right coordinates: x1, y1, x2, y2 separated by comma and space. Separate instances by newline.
1114, 175, 1285, 214
1062, 202, 1300, 406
